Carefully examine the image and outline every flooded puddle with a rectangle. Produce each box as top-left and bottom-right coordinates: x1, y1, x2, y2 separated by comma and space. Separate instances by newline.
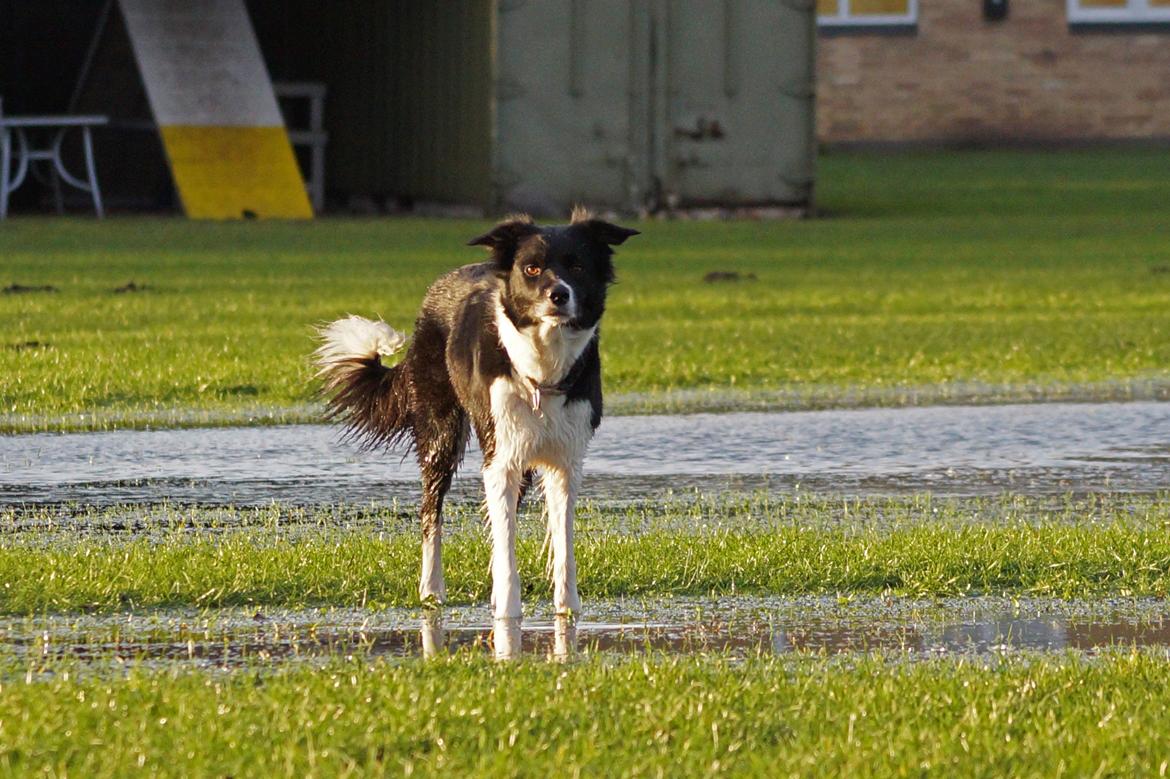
6, 597, 1170, 666
3, 401, 1169, 504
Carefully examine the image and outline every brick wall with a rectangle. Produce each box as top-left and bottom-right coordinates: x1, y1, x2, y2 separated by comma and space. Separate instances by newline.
816, 0, 1170, 144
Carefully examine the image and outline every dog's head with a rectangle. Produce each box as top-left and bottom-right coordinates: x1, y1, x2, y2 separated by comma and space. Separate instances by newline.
468, 207, 639, 329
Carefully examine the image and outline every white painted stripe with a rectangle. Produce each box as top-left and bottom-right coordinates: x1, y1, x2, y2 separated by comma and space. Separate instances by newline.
119, 0, 284, 127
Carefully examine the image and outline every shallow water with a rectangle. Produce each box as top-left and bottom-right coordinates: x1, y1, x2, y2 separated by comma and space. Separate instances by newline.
6, 596, 1169, 666
2, 401, 1168, 504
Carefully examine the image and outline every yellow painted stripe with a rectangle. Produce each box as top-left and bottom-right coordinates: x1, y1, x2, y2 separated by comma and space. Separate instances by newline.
159, 125, 313, 220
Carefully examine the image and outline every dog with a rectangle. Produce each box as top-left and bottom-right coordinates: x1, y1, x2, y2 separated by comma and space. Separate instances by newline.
314, 207, 638, 621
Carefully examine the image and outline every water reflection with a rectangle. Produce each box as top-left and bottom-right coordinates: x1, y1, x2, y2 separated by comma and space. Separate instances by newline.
416, 613, 578, 661
492, 618, 521, 660
420, 611, 445, 659
8, 610, 1170, 669
554, 615, 578, 661
485, 615, 579, 661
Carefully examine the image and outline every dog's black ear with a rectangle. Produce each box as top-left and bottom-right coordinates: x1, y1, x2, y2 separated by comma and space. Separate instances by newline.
582, 218, 641, 245
574, 217, 640, 247
467, 215, 540, 269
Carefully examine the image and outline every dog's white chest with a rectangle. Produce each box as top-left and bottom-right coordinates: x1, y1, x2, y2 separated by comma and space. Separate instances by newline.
494, 307, 595, 386
489, 378, 593, 470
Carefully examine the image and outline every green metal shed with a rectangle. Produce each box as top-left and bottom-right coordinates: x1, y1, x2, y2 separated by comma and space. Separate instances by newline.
252, 0, 816, 215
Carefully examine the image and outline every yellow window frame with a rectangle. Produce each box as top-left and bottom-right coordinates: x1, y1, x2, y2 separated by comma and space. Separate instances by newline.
818, 0, 918, 26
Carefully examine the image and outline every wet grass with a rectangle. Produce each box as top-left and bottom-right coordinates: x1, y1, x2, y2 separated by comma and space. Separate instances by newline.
4, 149, 1170, 431
2, 650, 1170, 777
2, 494, 1169, 614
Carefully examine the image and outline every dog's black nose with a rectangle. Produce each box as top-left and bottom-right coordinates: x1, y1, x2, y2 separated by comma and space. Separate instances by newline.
549, 287, 570, 307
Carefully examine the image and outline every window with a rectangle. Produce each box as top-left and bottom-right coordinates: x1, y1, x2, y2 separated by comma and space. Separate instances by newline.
1068, 0, 1170, 23
817, 0, 918, 27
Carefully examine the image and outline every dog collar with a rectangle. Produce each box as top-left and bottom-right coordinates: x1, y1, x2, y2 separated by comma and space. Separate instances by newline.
525, 378, 566, 416
521, 350, 590, 417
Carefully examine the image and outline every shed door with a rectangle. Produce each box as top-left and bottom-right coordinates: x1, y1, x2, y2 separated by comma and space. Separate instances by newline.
659, 0, 814, 206
494, 0, 813, 213
495, 0, 637, 214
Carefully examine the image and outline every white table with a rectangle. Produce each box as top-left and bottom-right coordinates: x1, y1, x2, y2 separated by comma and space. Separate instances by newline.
0, 109, 109, 219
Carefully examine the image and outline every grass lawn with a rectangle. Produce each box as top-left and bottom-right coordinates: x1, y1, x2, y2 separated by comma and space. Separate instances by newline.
3, 149, 1170, 431
5, 150, 1170, 777
3, 651, 1170, 777
3, 494, 1169, 614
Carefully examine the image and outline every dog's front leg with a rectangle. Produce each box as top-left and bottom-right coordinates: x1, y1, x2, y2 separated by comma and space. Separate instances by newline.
543, 465, 582, 616
483, 461, 523, 620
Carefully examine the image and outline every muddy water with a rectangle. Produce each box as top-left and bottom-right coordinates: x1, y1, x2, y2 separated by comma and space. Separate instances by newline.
2, 401, 1168, 504
6, 597, 1169, 666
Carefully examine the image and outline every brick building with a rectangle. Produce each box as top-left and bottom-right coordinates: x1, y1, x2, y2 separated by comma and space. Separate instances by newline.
816, 0, 1170, 144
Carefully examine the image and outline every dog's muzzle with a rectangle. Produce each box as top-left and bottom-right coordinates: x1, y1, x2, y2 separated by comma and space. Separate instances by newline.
545, 283, 576, 321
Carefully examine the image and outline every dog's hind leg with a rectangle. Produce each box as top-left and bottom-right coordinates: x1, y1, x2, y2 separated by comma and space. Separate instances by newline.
416, 412, 469, 605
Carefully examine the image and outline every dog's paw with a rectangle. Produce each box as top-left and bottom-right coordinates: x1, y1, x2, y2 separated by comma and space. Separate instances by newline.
418, 579, 446, 607
554, 588, 582, 617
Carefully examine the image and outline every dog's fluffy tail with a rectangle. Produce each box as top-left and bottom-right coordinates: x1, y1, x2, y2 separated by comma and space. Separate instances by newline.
314, 315, 411, 449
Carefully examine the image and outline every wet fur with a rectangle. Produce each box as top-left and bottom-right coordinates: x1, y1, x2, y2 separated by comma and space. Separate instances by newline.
315, 210, 638, 617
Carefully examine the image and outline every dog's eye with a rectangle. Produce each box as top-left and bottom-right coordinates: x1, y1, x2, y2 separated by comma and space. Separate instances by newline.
522, 263, 542, 278
569, 263, 584, 275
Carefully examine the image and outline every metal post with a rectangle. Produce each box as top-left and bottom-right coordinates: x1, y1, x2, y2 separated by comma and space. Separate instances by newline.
309, 89, 325, 213
309, 144, 324, 214
81, 126, 104, 218
69, 0, 115, 111
0, 126, 9, 220
0, 96, 7, 220
51, 129, 66, 214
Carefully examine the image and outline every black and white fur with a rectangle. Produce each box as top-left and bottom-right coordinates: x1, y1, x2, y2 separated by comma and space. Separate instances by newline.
315, 208, 638, 620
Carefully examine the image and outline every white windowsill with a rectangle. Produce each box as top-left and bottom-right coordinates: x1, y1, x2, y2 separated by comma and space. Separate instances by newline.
1067, 0, 1170, 24
818, 15, 917, 26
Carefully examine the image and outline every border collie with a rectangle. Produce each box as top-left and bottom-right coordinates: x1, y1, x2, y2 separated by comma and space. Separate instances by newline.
314, 207, 638, 621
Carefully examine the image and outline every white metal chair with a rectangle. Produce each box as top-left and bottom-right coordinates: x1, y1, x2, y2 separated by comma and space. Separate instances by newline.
0, 97, 109, 219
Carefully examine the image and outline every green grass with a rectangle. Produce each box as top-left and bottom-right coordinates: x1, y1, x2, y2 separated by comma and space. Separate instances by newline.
4, 494, 1169, 614
3, 651, 1170, 777
4, 149, 1170, 430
